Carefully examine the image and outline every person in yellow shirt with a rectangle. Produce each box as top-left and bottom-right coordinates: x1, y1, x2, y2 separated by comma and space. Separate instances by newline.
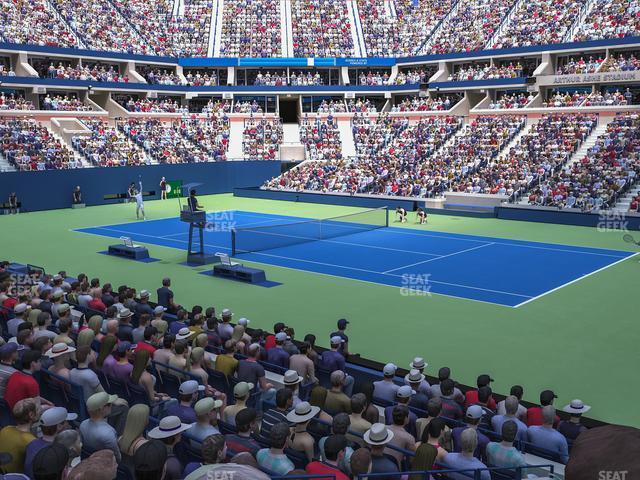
0, 397, 39, 472
214, 340, 239, 378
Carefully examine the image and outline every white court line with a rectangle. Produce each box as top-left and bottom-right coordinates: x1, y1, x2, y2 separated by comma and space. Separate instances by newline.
159, 217, 286, 238
79, 226, 529, 301
513, 252, 640, 308
383, 242, 495, 274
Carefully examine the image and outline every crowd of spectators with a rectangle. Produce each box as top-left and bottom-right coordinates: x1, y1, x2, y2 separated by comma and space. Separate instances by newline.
583, 90, 634, 106
233, 101, 264, 114
41, 95, 91, 111
121, 97, 189, 114
220, 0, 282, 57
489, 93, 534, 109
0, 267, 588, 480
600, 52, 640, 71
202, 100, 232, 115
185, 70, 219, 87
492, 0, 588, 49
448, 113, 598, 196
357, 71, 391, 86
449, 62, 524, 82
38, 62, 128, 83
72, 120, 147, 167
425, 0, 515, 55
299, 115, 343, 162
0, 118, 79, 170
394, 69, 434, 85
243, 117, 283, 160
291, 0, 354, 57
527, 113, 640, 211
542, 91, 588, 108
0, 93, 35, 111
556, 56, 605, 75
0, 0, 78, 48
346, 99, 377, 113
254, 71, 288, 86
120, 118, 228, 163
140, 68, 184, 86
391, 95, 462, 112
290, 71, 325, 86
573, 0, 640, 42
0, 62, 15, 77
309, 100, 347, 114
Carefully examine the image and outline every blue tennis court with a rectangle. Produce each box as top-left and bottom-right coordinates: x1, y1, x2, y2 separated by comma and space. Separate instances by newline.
75, 209, 636, 307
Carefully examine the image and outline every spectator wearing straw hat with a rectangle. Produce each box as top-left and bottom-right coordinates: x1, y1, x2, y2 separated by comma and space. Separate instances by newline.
147, 416, 192, 479
443, 428, 491, 480
256, 422, 295, 475
189, 397, 223, 443
135, 290, 153, 316
266, 332, 290, 369
116, 308, 134, 343
223, 381, 253, 426
405, 369, 430, 412
79, 392, 121, 461
166, 380, 205, 424
558, 399, 590, 441
364, 423, 399, 477
373, 363, 400, 403
406, 357, 431, 396
286, 401, 321, 462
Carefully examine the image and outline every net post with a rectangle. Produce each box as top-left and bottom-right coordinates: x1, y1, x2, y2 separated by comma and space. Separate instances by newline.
231, 228, 237, 256
384, 206, 389, 227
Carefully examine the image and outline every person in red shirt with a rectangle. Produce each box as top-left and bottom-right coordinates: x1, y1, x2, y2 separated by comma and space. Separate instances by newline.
465, 374, 497, 410
527, 390, 560, 427
305, 434, 350, 480
5, 350, 52, 410
87, 290, 106, 312
135, 326, 159, 356
264, 322, 287, 352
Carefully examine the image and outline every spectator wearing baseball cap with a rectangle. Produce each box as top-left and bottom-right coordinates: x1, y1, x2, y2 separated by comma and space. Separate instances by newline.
266, 332, 290, 369
151, 305, 168, 333
324, 370, 352, 416
223, 381, 254, 426
133, 440, 167, 480
558, 399, 590, 441
8, 304, 30, 337
527, 405, 569, 464
364, 423, 399, 477
111, 341, 135, 382
465, 374, 497, 410
406, 358, 431, 397
225, 407, 261, 456
189, 397, 223, 443
320, 336, 354, 396
486, 420, 527, 470
264, 322, 287, 351
527, 390, 560, 427
429, 367, 465, 403
452, 405, 490, 460
32, 443, 69, 480
256, 422, 295, 476
497, 385, 527, 423
384, 386, 418, 438
442, 428, 491, 480
0, 398, 38, 472
0, 342, 19, 398
79, 392, 121, 462
373, 363, 399, 403
491, 396, 528, 443
24, 407, 77, 478
217, 308, 234, 341
166, 380, 205, 424
148, 416, 193, 479
286, 401, 321, 462
5, 350, 51, 411
306, 434, 350, 480
329, 318, 350, 357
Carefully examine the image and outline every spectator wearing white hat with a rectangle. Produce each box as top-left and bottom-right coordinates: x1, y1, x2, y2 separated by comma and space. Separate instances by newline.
322, 370, 351, 415
558, 399, 590, 441
442, 428, 491, 480
116, 308, 134, 343
79, 392, 121, 462
373, 363, 400, 403
46, 342, 76, 381
233, 317, 252, 345
24, 407, 78, 478
165, 380, 205, 424
384, 386, 418, 438
8, 303, 30, 337
282, 369, 303, 407
223, 381, 253, 426
406, 357, 431, 397
135, 290, 153, 316
320, 336, 354, 396
452, 405, 490, 460
147, 416, 192, 479
527, 406, 569, 463
151, 305, 168, 333
286, 401, 321, 462
217, 309, 234, 341
405, 369, 430, 412
491, 396, 528, 443
364, 423, 399, 477
188, 397, 223, 444
266, 332, 290, 369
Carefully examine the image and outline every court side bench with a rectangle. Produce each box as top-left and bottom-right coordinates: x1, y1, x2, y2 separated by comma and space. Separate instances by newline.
107, 244, 150, 260
213, 253, 266, 284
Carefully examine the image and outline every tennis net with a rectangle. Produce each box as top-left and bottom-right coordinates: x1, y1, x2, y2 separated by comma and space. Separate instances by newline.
231, 207, 389, 255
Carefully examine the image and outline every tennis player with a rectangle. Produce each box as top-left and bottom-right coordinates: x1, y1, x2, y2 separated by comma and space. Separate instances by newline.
396, 207, 407, 223
134, 179, 146, 220
416, 208, 427, 224
160, 176, 167, 200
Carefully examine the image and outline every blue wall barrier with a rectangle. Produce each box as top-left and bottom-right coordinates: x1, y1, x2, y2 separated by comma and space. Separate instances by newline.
0, 161, 280, 212
497, 205, 640, 229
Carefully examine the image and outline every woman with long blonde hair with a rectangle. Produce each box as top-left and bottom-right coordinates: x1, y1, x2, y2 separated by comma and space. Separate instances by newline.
117, 403, 149, 457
